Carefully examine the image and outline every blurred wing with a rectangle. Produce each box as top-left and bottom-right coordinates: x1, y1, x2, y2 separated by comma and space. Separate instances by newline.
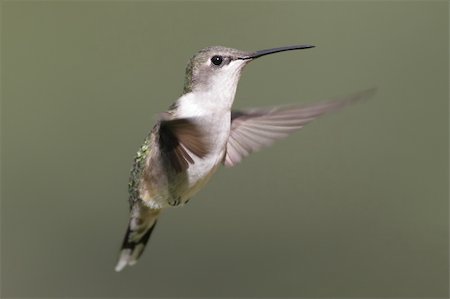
224, 88, 376, 167
159, 117, 210, 172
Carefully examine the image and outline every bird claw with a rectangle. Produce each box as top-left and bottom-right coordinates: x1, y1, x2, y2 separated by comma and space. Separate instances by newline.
168, 197, 181, 207
168, 197, 191, 207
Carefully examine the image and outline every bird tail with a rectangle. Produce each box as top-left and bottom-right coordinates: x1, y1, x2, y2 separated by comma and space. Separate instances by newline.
115, 204, 161, 272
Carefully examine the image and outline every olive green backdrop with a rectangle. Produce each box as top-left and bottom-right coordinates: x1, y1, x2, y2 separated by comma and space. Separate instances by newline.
1, 1, 448, 298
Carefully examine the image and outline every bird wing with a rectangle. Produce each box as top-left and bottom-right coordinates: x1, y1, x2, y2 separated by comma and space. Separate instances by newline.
224, 88, 376, 167
159, 117, 210, 172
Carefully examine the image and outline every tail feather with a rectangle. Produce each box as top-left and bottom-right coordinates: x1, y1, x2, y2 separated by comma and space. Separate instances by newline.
115, 205, 160, 272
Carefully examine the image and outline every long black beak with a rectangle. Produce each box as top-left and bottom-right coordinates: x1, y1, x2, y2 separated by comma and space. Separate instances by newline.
239, 45, 315, 60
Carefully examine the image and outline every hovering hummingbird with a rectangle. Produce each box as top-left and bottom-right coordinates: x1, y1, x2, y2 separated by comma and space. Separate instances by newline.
115, 45, 375, 272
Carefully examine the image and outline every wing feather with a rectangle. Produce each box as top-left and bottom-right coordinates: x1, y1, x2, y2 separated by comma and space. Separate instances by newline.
159, 117, 210, 172
224, 88, 376, 167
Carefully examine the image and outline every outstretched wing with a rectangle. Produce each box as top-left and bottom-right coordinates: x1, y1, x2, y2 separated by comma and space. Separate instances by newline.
224, 88, 376, 167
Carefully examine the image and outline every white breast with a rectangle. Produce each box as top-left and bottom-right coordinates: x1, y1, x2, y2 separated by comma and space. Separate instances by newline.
174, 92, 232, 200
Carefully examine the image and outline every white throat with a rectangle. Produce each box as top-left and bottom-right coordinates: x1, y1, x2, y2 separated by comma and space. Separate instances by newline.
177, 62, 245, 117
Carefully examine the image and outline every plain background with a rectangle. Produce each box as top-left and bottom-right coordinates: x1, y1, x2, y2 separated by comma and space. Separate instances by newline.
1, 1, 448, 298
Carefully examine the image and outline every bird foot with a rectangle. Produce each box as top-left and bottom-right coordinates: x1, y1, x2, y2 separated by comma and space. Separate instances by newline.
168, 197, 181, 207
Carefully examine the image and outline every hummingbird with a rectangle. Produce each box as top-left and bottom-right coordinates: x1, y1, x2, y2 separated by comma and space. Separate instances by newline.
115, 45, 375, 272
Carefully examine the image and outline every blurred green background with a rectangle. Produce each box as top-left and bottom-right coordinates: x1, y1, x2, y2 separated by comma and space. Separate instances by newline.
1, 1, 448, 298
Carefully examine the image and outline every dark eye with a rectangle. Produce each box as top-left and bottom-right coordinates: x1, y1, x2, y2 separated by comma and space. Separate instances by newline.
211, 55, 223, 66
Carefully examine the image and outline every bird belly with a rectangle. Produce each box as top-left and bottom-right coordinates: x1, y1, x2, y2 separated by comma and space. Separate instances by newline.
181, 152, 224, 201
176, 110, 231, 203
142, 111, 230, 208
141, 150, 224, 209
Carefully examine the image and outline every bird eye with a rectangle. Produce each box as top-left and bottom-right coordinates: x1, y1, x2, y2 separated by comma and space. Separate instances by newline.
211, 55, 223, 66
